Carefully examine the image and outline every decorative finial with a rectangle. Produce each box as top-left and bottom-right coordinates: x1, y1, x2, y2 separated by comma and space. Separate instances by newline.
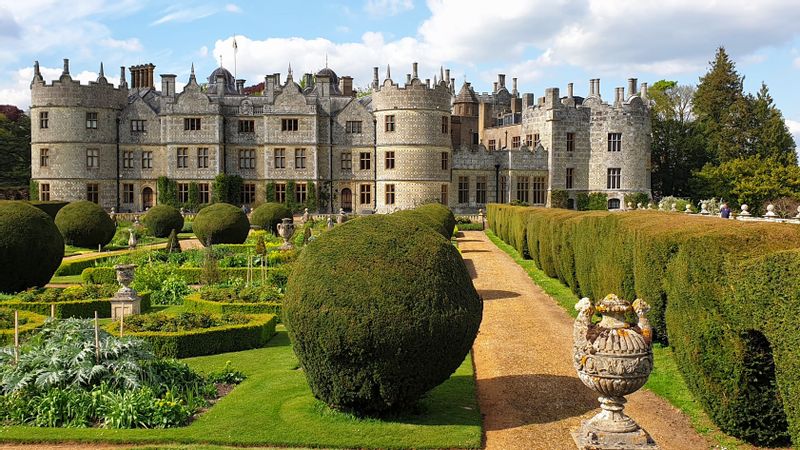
325, 53, 328, 69
386, 64, 391, 80
288, 62, 292, 77
433, 75, 438, 85
440, 66, 444, 84
189, 63, 196, 83
99, 62, 104, 77
34, 60, 40, 76
219, 54, 223, 67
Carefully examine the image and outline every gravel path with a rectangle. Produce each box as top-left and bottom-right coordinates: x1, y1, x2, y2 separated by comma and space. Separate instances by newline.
460, 231, 711, 450
61, 238, 202, 262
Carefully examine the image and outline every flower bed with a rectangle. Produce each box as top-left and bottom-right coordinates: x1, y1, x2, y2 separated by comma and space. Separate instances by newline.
0, 286, 151, 319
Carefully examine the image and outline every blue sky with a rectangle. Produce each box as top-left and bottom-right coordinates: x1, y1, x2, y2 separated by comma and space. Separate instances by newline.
2, 0, 800, 145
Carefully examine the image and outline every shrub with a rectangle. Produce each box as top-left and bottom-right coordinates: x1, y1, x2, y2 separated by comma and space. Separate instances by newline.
576, 192, 590, 211
0, 202, 64, 293
55, 201, 115, 248
550, 189, 569, 209
193, 203, 250, 246
624, 192, 650, 209
251, 202, 292, 235
212, 174, 243, 205
392, 203, 456, 239
0, 310, 47, 346
142, 204, 184, 238
284, 213, 482, 413
157, 176, 179, 208
587, 192, 608, 210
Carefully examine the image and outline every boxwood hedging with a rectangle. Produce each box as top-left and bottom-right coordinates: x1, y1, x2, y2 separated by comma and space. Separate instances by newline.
284, 212, 482, 413
106, 313, 276, 358
55, 201, 116, 248
55, 253, 115, 276
0, 310, 48, 346
0, 201, 64, 293
392, 203, 457, 239
488, 204, 800, 446
142, 204, 184, 238
0, 292, 151, 319
82, 266, 290, 287
193, 202, 250, 246
184, 293, 282, 318
251, 202, 292, 235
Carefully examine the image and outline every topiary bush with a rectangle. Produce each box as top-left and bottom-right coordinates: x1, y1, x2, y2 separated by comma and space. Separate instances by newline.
54, 201, 115, 248
393, 203, 456, 239
284, 213, 482, 413
0, 202, 64, 293
142, 204, 184, 238
251, 202, 292, 235
193, 203, 250, 246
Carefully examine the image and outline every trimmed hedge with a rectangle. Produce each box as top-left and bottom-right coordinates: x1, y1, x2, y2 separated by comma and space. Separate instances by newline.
184, 293, 282, 319
107, 313, 277, 358
82, 266, 290, 287
488, 204, 800, 446
193, 203, 250, 246
0, 310, 48, 346
0, 292, 151, 319
28, 201, 69, 220
392, 203, 457, 239
55, 253, 114, 276
284, 212, 482, 413
0, 201, 64, 293
142, 204, 184, 238
251, 203, 292, 235
55, 201, 116, 248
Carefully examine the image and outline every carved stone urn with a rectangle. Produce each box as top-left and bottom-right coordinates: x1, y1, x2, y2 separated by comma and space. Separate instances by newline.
572, 294, 658, 449
277, 218, 295, 250
111, 264, 141, 320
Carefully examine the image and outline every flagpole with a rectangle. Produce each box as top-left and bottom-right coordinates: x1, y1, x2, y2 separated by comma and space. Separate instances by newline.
233, 35, 238, 79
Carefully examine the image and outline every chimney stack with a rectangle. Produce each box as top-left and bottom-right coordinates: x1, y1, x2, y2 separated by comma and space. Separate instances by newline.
62, 58, 70, 76
615, 87, 624, 105
493, 81, 498, 93
522, 93, 534, 108
567, 82, 574, 98
161, 74, 176, 97
412, 62, 418, 79
498, 74, 506, 88
304, 73, 314, 90
372, 66, 379, 89
445, 69, 450, 86
512, 77, 518, 96
595, 79, 601, 98
406, 73, 411, 84
119, 66, 127, 88
236, 79, 245, 94
341, 75, 354, 97
627, 78, 637, 99
641, 82, 648, 100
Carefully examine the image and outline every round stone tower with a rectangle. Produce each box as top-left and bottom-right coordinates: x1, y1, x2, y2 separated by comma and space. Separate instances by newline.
30, 59, 128, 208
372, 63, 452, 212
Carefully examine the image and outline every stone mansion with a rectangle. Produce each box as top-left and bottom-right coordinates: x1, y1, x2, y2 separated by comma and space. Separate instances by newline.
29, 58, 651, 213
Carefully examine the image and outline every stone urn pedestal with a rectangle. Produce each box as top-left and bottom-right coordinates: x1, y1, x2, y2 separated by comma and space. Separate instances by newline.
571, 294, 659, 449
110, 264, 141, 320
277, 218, 295, 250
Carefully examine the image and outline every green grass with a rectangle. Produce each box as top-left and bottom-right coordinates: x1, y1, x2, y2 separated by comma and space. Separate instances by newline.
484, 229, 751, 450
48, 275, 83, 284
0, 326, 481, 448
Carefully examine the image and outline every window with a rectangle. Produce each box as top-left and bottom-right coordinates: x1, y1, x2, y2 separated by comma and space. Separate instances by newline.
199, 183, 210, 204
274, 148, 285, 169
525, 134, 532, 147
295, 183, 307, 204
566, 168, 574, 189
39, 148, 49, 167
359, 152, 371, 171
500, 176, 507, 203
385, 184, 395, 205
197, 148, 209, 168
131, 120, 146, 132
177, 183, 189, 203
281, 118, 298, 131
40, 183, 50, 201
488, 139, 496, 151
359, 184, 371, 205
472, 132, 479, 145
241, 183, 256, 204
532, 176, 546, 205
384, 115, 395, 132
294, 148, 306, 169
533, 133, 541, 147
385, 151, 395, 169
567, 132, 575, 152
239, 149, 256, 169
458, 176, 469, 204
608, 198, 621, 210
238, 119, 255, 133
441, 152, 449, 170
607, 168, 621, 189
341, 152, 352, 171
122, 184, 134, 204
512, 136, 521, 148
86, 112, 97, 129
608, 133, 622, 152
568, 198, 575, 209
39, 111, 48, 129
440, 184, 448, 205
516, 176, 529, 203
346, 121, 362, 133
476, 176, 487, 204
122, 151, 134, 169
177, 147, 188, 168
142, 151, 153, 169
441, 116, 449, 134
275, 183, 286, 203
86, 183, 99, 203
184, 118, 201, 131
86, 149, 98, 168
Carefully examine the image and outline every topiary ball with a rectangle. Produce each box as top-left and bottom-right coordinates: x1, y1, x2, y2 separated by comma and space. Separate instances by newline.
251, 202, 292, 235
393, 203, 457, 239
55, 200, 116, 248
142, 204, 185, 238
284, 214, 482, 413
193, 202, 250, 246
0, 201, 64, 293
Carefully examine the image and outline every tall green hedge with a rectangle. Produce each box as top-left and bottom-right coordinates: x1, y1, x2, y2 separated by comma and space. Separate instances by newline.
487, 204, 800, 446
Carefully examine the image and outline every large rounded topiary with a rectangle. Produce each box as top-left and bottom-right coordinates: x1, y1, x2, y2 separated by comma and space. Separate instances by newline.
55, 200, 115, 248
251, 202, 292, 235
393, 203, 456, 239
0, 202, 64, 293
284, 214, 482, 413
193, 203, 250, 246
142, 204, 184, 238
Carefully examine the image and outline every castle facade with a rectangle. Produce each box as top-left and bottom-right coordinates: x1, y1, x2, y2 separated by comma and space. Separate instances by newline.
30, 58, 651, 213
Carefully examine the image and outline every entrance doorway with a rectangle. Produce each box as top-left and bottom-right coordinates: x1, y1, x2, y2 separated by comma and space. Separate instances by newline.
340, 188, 352, 212
142, 187, 154, 210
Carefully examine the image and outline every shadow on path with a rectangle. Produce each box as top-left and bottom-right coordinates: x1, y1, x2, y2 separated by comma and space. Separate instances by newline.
479, 289, 521, 301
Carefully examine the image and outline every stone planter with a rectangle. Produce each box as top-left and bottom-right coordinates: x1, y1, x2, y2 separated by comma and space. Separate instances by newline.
571, 294, 658, 449
277, 218, 295, 250
111, 264, 141, 320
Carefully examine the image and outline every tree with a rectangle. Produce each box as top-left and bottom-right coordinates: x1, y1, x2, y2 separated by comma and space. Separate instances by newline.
749, 83, 797, 165
0, 107, 31, 192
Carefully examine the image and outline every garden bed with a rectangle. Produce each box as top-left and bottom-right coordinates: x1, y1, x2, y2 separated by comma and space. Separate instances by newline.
0, 286, 151, 318
184, 293, 282, 318
0, 309, 48, 346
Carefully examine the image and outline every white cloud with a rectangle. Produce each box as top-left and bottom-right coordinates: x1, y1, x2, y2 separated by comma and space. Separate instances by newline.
151, 5, 217, 26
787, 119, 800, 145
364, 0, 414, 17
225, 3, 242, 13
198, 46, 209, 57
99, 37, 143, 52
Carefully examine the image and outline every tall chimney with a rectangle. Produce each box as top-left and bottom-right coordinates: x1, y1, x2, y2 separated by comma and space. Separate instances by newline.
341, 76, 354, 97
372, 66, 379, 89
627, 78, 637, 99
119, 66, 127, 89
595, 79, 601, 98
641, 82, 648, 100
615, 87, 624, 105
62, 58, 70, 76
406, 73, 411, 84
493, 82, 498, 93
567, 82, 574, 98
161, 74, 176, 96
412, 62, 418, 79
498, 74, 506, 88
445, 69, 450, 86
512, 77, 518, 96
236, 79, 245, 94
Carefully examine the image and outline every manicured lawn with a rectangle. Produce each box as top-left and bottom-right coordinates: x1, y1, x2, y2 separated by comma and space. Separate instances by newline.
0, 327, 482, 449
48, 274, 83, 284
484, 229, 752, 450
